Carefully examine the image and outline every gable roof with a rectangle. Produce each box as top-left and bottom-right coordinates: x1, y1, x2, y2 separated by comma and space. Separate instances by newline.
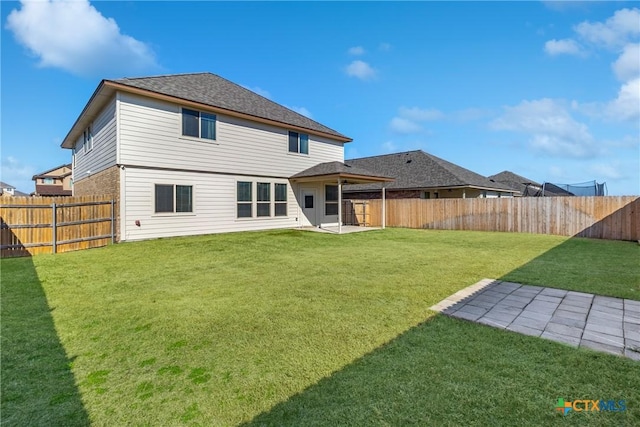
32, 163, 72, 180
62, 72, 350, 148
488, 170, 573, 196
344, 150, 518, 193
488, 170, 541, 195
0, 181, 15, 190
290, 161, 393, 184
488, 171, 541, 187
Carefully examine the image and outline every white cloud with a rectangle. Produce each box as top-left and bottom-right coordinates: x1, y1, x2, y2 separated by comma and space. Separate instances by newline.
6, 0, 158, 77
398, 107, 444, 122
612, 43, 640, 81
348, 46, 365, 56
574, 7, 640, 49
604, 77, 640, 122
0, 156, 36, 193
345, 60, 376, 80
544, 38, 586, 56
389, 106, 445, 134
286, 106, 313, 119
548, 165, 568, 180
451, 108, 493, 122
389, 117, 423, 134
490, 98, 600, 158
589, 163, 624, 180
243, 85, 271, 99
381, 141, 398, 153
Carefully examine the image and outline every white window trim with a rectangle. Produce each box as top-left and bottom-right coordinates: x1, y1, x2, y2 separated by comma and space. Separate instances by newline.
83, 124, 93, 154
180, 107, 218, 143
274, 183, 288, 217
235, 181, 289, 221
324, 184, 339, 217
152, 183, 195, 216
287, 131, 310, 156
236, 180, 254, 220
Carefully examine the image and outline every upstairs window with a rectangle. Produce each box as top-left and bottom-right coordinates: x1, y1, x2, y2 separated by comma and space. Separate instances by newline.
83, 125, 93, 153
182, 108, 216, 140
155, 184, 193, 213
288, 131, 309, 154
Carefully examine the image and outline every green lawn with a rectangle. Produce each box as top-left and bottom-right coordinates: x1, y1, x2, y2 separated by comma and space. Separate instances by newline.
2, 229, 639, 426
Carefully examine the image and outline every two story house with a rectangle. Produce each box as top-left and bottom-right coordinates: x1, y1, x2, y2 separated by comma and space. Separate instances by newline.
32, 163, 73, 196
61, 73, 389, 241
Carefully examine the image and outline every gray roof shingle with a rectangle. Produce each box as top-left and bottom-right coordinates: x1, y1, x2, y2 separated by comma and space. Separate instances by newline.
112, 73, 349, 140
488, 170, 573, 196
344, 150, 518, 193
290, 161, 393, 180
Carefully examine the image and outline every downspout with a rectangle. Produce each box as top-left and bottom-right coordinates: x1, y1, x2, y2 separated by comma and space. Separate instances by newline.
338, 178, 342, 234
382, 185, 386, 229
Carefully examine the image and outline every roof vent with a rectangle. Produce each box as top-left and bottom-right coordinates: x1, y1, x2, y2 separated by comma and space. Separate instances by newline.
406, 159, 412, 164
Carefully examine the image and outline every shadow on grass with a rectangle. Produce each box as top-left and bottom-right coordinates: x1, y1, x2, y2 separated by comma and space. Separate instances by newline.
1, 256, 90, 426
244, 315, 638, 426
500, 237, 639, 300
244, 232, 639, 426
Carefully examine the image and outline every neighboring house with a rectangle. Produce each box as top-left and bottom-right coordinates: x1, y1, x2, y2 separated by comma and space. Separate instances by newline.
343, 150, 519, 199
61, 72, 389, 241
488, 171, 574, 197
32, 164, 73, 196
0, 181, 29, 197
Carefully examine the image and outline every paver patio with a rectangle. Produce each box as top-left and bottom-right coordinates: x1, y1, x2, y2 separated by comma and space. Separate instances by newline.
431, 279, 640, 360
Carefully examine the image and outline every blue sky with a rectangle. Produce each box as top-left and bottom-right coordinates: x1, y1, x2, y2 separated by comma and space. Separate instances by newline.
2, 1, 638, 195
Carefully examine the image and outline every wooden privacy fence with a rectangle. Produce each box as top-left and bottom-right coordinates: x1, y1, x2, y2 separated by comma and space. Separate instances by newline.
1, 196, 116, 257
347, 196, 639, 241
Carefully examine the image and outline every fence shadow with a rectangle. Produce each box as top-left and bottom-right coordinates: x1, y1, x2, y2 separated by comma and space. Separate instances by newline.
0, 217, 29, 258
575, 197, 639, 240
242, 229, 639, 425
1, 256, 90, 426
242, 314, 638, 426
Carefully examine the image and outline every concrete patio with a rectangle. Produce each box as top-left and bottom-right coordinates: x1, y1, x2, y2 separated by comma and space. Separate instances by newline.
432, 279, 640, 360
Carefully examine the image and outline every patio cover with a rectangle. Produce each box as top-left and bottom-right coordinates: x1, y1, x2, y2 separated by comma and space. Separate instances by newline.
290, 162, 394, 233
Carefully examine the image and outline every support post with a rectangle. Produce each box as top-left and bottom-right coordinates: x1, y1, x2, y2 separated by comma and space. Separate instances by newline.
382, 186, 386, 229
52, 203, 57, 254
338, 179, 342, 234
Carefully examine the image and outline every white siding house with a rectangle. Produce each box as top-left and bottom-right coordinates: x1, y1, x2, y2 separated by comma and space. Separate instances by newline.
62, 73, 389, 241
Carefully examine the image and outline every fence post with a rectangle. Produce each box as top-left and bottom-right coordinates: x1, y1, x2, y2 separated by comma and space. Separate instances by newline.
52, 202, 57, 254
110, 199, 115, 244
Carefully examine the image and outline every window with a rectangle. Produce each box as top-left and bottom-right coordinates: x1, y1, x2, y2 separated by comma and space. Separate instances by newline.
155, 184, 193, 213
325, 185, 338, 216
43, 178, 54, 184
421, 191, 430, 199
288, 131, 309, 154
305, 195, 314, 209
83, 125, 93, 153
237, 181, 288, 219
237, 181, 252, 218
182, 108, 216, 140
257, 182, 271, 217
275, 183, 287, 216
175, 185, 193, 212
